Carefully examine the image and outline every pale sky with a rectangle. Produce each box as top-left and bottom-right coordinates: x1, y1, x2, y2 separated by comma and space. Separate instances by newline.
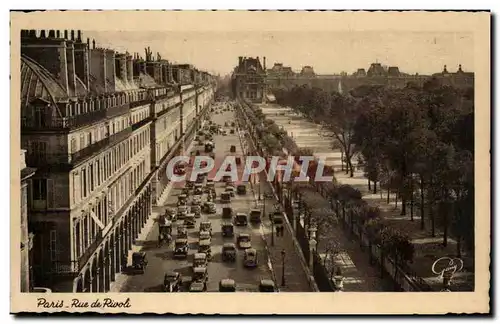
83, 30, 474, 77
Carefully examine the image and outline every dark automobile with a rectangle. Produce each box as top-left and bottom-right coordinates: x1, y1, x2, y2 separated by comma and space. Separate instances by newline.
198, 240, 212, 259
131, 252, 147, 274
220, 192, 231, 204
222, 207, 233, 219
222, 243, 237, 262
249, 209, 262, 224
164, 271, 181, 292
173, 239, 189, 259
236, 184, 247, 195
185, 214, 196, 228
221, 222, 234, 237
203, 202, 217, 214
235, 213, 248, 226
194, 184, 204, 195
271, 212, 284, 225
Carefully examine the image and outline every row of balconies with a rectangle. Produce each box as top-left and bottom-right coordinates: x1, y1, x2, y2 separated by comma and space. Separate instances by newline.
22, 84, 213, 132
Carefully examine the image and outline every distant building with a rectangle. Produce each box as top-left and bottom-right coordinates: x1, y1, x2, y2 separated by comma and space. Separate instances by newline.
21, 149, 36, 292
232, 56, 267, 103
300, 66, 315, 77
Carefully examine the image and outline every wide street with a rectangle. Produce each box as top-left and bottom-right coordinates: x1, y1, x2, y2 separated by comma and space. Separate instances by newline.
112, 100, 274, 292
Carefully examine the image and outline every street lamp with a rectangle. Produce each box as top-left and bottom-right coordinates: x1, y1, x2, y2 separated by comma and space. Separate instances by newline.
281, 249, 286, 287
309, 237, 317, 273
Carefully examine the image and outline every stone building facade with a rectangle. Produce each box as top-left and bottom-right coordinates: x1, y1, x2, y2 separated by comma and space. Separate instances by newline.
20, 29, 216, 292
232, 56, 267, 103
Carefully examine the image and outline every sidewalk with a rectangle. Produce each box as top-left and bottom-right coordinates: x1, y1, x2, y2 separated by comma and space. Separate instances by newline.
235, 120, 314, 292
251, 174, 314, 292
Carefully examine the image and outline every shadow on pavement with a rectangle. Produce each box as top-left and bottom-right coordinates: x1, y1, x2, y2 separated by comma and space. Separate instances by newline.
143, 284, 165, 292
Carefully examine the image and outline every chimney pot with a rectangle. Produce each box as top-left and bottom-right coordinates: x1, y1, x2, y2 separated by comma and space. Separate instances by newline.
92, 39, 95, 49
40, 30, 46, 38
64, 30, 68, 39
28, 30, 37, 37
48, 30, 55, 38
56, 30, 60, 38
70, 30, 75, 40
77, 30, 82, 41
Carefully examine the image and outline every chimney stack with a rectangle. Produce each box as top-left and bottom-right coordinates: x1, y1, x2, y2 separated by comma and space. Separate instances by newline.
74, 36, 91, 90
66, 37, 77, 96
238, 56, 243, 66
77, 30, 82, 42
126, 54, 133, 83
48, 30, 55, 38
64, 30, 68, 39
56, 30, 60, 38
40, 30, 46, 38
70, 30, 75, 41
263, 56, 266, 70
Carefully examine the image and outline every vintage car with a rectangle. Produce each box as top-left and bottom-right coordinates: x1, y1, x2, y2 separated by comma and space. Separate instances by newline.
235, 213, 248, 226
220, 192, 231, 204
185, 213, 196, 228
181, 186, 190, 195
235, 156, 242, 165
199, 221, 212, 234
205, 180, 215, 193
236, 233, 252, 250
191, 205, 202, 218
203, 202, 217, 214
259, 279, 276, 292
186, 180, 194, 189
222, 206, 233, 219
173, 239, 189, 259
190, 267, 208, 291
222, 243, 237, 262
198, 240, 212, 259
177, 206, 188, 220
249, 209, 262, 224
230, 129, 235, 134
165, 208, 176, 221
221, 222, 234, 237
192, 252, 208, 270
176, 225, 188, 239
219, 279, 236, 292
199, 231, 211, 243
189, 281, 206, 293
225, 186, 236, 197
222, 175, 232, 183
236, 184, 247, 195
164, 271, 181, 292
131, 252, 147, 274
243, 248, 258, 268
192, 194, 202, 206
271, 212, 284, 226
230, 145, 236, 153
194, 184, 204, 195
177, 194, 188, 207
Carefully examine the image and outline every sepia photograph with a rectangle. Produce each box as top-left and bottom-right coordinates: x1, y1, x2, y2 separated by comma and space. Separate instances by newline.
9, 10, 490, 314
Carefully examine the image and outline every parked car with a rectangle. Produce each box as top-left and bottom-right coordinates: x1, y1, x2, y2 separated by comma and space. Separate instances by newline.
199, 221, 212, 234
222, 207, 233, 219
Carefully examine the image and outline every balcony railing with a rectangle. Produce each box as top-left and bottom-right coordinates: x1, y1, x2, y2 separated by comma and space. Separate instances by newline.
70, 127, 133, 166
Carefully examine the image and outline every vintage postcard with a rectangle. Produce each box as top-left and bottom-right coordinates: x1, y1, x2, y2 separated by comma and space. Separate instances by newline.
10, 10, 490, 314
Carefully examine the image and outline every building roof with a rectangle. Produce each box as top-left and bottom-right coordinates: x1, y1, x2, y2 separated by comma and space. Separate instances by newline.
21, 55, 70, 109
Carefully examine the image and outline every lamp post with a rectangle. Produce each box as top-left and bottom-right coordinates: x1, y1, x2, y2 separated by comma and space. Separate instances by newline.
281, 249, 286, 287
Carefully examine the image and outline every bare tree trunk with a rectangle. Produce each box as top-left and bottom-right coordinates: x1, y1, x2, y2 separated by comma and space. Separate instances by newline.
386, 185, 390, 204
420, 175, 425, 229
395, 190, 399, 208
340, 150, 344, 171
368, 180, 371, 191
373, 180, 377, 194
